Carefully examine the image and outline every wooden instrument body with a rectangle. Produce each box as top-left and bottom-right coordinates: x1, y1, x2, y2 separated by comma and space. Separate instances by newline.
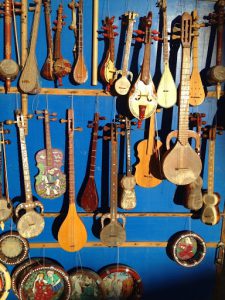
35, 148, 66, 199
80, 177, 98, 212
100, 217, 126, 247
0, 197, 12, 223
100, 54, 116, 84
114, 75, 132, 95
73, 54, 88, 84
189, 69, 205, 106
41, 51, 54, 81
53, 58, 72, 86
120, 175, 136, 210
183, 176, 203, 210
201, 192, 220, 225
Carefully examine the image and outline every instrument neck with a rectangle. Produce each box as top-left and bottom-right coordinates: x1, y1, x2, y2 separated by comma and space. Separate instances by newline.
192, 34, 199, 70
109, 37, 115, 61
140, 38, 151, 84
89, 116, 99, 178
54, 27, 62, 60
4, 0, 12, 59
122, 19, 134, 76
44, 114, 53, 167
77, 4, 84, 56
21, 0, 28, 67
208, 139, 215, 194
126, 121, 132, 176
68, 131, 76, 205
29, 0, 41, 55
147, 113, 155, 156
110, 129, 118, 221
162, 8, 169, 63
44, 3, 53, 56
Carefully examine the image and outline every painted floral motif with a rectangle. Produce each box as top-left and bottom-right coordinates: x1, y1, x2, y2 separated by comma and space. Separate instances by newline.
176, 236, 197, 261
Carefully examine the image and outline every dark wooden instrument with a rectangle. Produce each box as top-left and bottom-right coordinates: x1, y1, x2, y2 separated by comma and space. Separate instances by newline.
53, 4, 72, 86
100, 123, 126, 247
135, 112, 163, 188
129, 12, 158, 128
162, 12, 202, 185
100, 16, 118, 89
58, 109, 87, 252
19, 0, 42, 94
157, 0, 177, 108
201, 126, 220, 225
41, 0, 54, 81
6, 112, 45, 239
114, 11, 138, 95
80, 113, 105, 212
35, 110, 66, 199
69, 0, 88, 84
0, 262, 11, 300
0, 0, 19, 92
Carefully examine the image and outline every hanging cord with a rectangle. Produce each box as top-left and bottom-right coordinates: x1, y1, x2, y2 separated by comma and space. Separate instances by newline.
45, 94, 49, 110
2, 127, 10, 204
31, 94, 40, 113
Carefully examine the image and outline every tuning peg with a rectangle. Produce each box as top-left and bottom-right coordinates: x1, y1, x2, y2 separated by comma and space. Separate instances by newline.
114, 32, 119, 36
62, 15, 67, 19
50, 112, 57, 116
5, 120, 16, 125
87, 124, 94, 128
103, 33, 110, 38
37, 116, 44, 120
50, 118, 57, 121
171, 34, 181, 40
35, 110, 44, 114
118, 131, 125, 136
103, 136, 111, 141
28, 6, 36, 12
151, 30, 160, 35
103, 125, 110, 131
60, 119, 68, 123
172, 26, 181, 33
53, 20, 58, 25
133, 29, 145, 35
27, 114, 33, 120
117, 124, 125, 129
134, 37, 144, 43
153, 36, 163, 41
102, 26, 109, 31
112, 25, 118, 29
74, 127, 82, 132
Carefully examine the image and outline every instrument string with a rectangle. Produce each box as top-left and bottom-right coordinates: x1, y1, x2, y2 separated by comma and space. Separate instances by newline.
2, 127, 10, 203
31, 94, 40, 113
45, 94, 49, 110
15, 93, 19, 111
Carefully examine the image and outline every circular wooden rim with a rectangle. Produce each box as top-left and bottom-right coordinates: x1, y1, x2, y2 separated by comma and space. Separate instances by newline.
98, 264, 143, 299
18, 264, 71, 300
0, 262, 11, 300
0, 231, 29, 265
172, 231, 206, 267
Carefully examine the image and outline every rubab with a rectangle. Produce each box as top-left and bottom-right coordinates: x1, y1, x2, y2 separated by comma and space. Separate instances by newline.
19, 0, 42, 94
100, 123, 126, 247
58, 109, 87, 252
157, 0, 177, 108
162, 12, 202, 185
114, 11, 138, 95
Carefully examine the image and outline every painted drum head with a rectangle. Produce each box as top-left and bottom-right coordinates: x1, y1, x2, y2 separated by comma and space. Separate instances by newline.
0, 231, 29, 265
98, 264, 143, 299
18, 264, 71, 300
69, 267, 105, 299
169, 231, 206, 267
0, 262, 11, 300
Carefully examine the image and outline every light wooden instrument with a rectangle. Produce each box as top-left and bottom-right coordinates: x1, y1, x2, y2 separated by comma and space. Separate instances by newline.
162, 12, 202, 186
6, 112, 45, 239
35, 110, 66, 199
0, 0, 19, 92
58, 109, 87, 252
157, 0, 177, 108
70, 0, 88, 84
100, 123, 126, 247
120, 117, 136, 210
201, 126, 220, 225
80, 113, 105, 212
129, 12, 158, 127
135, 112, 162, 188
41, 0, 54, 81
0, 262, 11, 300
114, 11, 138, 95
92, 0, 99, 85
19, 0, 41, 94
53, 4, 72, 86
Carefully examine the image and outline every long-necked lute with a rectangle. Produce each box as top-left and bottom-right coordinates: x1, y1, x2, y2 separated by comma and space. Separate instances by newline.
162, 12, 202, 185
58, 109, 87, 252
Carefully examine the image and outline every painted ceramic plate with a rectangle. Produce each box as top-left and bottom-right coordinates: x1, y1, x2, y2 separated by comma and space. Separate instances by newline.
0, 262, 11, 300
98, 264, 142, 299
69, 267, 105, 299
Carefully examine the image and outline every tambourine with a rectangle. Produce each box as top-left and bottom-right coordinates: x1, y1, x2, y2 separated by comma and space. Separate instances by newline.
0, 231, 29, 265
168, 231, 206, 267
0, 262, 11, 300
69, 267, 105, 299
98, 264, 143, 299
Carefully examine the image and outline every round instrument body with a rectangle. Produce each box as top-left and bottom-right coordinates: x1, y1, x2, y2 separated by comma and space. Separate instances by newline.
121, 175, 136, 190
0, 198, 13, 222
17, 210, 45, 239
0, 231, 29, 265
0, 59, 19, 80
114, 76, 131, 95
100, 220, 126, 247
69, 267, 105, 299
98, 264, 143, 299
53, 58, 72, 78
0, 262, 11, 300
207, 65, 225, 84
169, 231, 206, 267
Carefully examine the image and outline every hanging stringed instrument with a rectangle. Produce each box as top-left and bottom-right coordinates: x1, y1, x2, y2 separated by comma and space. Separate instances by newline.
119, 117, 136, 210
129, 12, 158, 128
53, 4, 72, 86
157, 0, 177, 108
58, 109, 87, 252
41, 0, 54, 81
0, 123, 13, 229
135, 112, 163, 188
19, 0, 41, 94
114, 11, 138, 95
6, 112, 45, 239
201, 126, 220, 225
100, 123, 126, 247
80, 113, 105, 212
69, 0, 88, 84
99, 16, 118, 88
162, 12, 202, 186
35, 110, 66, 199
0, 0, 19, 92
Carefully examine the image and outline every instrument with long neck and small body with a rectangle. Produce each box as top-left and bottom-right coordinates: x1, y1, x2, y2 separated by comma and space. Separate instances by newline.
162, 12, 202, 186
0, 0, 19, 92
135, 112, 163, 188
6, 112, 45, 239
157, 0, 177, 108
80, 113, 105, 212
19, 0, 42, 94
69, 0, 88, 84
41, 0, 54, 81
53, 4, 72, 86
129, 12, 158, 128
114, 11, 138, 95
201, 126, 220, 225
35, 110, 66, 199
58, 109, 87, 252
100, 123, 126, 247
